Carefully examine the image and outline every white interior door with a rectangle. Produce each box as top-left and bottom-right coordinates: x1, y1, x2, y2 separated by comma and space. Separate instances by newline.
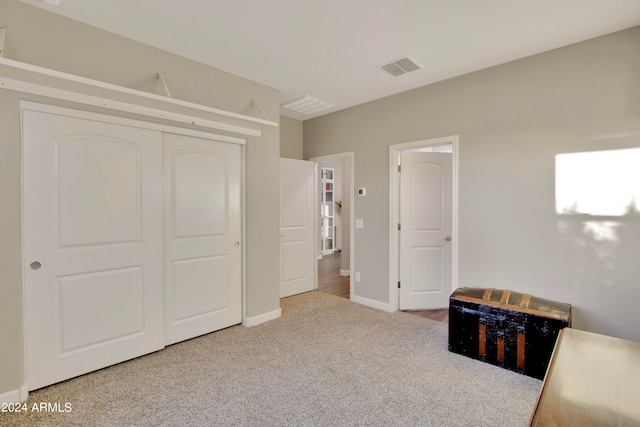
23, 110, 164, 390
163, 133, 242, 345
280, 158, 316, 298
399, 151, 452, 310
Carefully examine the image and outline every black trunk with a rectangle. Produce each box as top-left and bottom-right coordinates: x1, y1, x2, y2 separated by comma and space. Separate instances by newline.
448, 287, 571, 380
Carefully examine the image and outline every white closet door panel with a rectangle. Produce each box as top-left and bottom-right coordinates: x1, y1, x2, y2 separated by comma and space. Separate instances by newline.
173, 152, 227, 237
57, 266, 144, 351
23, 110, 164, 391
173, 256, 229, 320
57, 136, 140, 246
163, 133, 241, 345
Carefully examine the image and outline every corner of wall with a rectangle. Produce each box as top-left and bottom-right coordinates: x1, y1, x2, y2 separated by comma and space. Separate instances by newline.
0, 385, 29, 404
243, 307, 281, 327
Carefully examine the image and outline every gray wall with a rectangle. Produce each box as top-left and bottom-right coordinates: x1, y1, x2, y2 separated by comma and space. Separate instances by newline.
304, 27, 640, 342
279, 115, 303, 159
0, 0, 281, 396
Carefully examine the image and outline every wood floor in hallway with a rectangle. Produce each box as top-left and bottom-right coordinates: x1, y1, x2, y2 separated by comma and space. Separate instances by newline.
317, 252, 448, 323
317, 251, 350, 299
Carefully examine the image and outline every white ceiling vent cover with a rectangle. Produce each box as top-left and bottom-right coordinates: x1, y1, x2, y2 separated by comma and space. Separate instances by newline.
379, 56, 422, 77
282, 96, 333, 115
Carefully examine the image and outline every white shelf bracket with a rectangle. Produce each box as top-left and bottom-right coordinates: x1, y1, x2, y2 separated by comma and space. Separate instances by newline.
157, 72, 173, 98
251, 99, 272, 122
0, 26, 6, 58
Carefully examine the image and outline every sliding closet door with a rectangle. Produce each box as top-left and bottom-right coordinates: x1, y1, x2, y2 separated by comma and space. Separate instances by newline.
23, 110, 164, 391
163, 133, 242, 345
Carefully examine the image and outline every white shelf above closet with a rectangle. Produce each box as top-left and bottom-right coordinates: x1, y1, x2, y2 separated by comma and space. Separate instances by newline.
0, 57, 278, 137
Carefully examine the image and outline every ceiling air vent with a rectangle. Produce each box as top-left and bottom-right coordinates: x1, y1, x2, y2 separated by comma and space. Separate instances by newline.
379, 56, 422, 77
282, 96, 333, 115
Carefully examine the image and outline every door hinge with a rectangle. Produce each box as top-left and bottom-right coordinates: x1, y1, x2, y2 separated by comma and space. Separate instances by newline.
398, 281, 401, 289
397, 165, 401, 173
397, 223, 401, 231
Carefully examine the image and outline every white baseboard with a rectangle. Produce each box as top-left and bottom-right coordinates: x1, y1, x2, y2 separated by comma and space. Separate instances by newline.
339, 269, 350, 276
243, 307, 281, 327
0, 385, 29, 404
351, 294, 392, 313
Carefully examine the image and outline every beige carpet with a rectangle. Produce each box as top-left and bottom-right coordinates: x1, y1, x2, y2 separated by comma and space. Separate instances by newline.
1, 291, 541, 426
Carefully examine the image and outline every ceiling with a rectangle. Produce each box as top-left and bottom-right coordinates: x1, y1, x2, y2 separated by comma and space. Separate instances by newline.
21, 0, 640, 121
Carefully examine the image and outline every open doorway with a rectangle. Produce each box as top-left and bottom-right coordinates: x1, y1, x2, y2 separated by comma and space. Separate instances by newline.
309, 152, 355, 301
388, 136, 459, 314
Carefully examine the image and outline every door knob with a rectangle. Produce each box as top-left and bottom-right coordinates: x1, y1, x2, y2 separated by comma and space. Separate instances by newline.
444, 236, 451, 242
30, 261, 42, 270
234, 241, 240, 247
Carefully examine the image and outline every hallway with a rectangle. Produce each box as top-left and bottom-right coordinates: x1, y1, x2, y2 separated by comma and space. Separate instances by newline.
316, 252, 448, 323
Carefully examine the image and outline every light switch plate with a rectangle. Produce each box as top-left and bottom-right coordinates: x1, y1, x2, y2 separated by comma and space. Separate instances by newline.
355, 219, 364, 229
357, 187, 366, 196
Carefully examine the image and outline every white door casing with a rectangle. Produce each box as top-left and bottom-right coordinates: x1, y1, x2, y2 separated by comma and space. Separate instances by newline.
399, 151, 453, 310
279, 158, 316, 298
163, 133, 242, 345
23, 110, 164, 390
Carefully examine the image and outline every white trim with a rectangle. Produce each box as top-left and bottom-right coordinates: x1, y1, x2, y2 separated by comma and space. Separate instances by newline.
351, 294, 392, 313
0, 386, 29, 404
313, 163, 319, 290
243, 307, 282, 327
0, 57, 277, 127
308, 152, 355, 302
339, 269, 350, 277
19, 104, 29, 400
20, 101, 246, 145
389, 136, 459, 312
241, 145, 248, 328
2, 76, 261, 137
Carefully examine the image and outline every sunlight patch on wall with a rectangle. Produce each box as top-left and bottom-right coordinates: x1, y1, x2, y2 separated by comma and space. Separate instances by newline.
582, 221, 620, 242
557, 219, 620, 251
556, 148, 640, 216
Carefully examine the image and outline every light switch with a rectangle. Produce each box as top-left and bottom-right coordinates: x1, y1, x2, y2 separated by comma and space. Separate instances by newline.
355, 219, 364, 229
357, 187, 366, 196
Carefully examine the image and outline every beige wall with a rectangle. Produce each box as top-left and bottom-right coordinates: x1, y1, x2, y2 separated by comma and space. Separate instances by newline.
0, 0, 281, 396
304, 27, 640, 342
279, 115, 303, 159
